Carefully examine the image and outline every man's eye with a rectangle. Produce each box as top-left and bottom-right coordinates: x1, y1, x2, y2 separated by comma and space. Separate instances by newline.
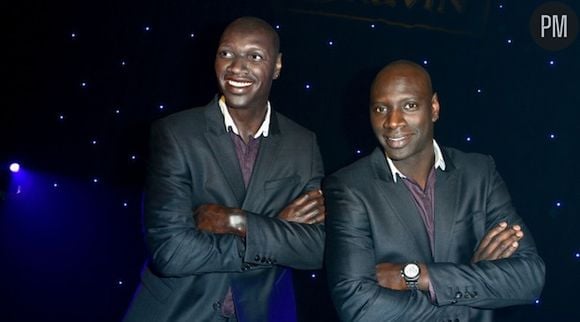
218, 51, 233, 58
374, 106, 387, 113
404, 102, 418, 110
249, 54, 264, 61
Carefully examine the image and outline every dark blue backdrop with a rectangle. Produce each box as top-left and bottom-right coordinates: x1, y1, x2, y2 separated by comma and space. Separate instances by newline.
2, 1, 579, 321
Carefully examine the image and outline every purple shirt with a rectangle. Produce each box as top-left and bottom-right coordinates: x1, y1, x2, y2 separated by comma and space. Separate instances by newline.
229, 131, 261, 188
401, 167, 437, 301
401, 167, 436, 255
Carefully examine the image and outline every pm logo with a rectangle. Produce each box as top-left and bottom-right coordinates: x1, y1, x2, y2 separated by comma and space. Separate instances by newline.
542, 14, 568, 38
530, 1, 578, 51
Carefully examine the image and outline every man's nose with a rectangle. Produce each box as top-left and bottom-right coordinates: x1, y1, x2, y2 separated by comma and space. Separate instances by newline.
227, 56, 247, 73
385, 108, 404, 129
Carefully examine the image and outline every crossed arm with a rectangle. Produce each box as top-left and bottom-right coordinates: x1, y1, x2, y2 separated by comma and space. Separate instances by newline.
375, 222, 524, 292
192, 189, 326, 270
194, 189, 325, 237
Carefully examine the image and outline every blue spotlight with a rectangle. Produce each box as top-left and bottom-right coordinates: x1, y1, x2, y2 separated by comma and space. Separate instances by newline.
9, 163, 20, 173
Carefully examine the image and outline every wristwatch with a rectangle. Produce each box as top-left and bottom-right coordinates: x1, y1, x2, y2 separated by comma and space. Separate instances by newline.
401, 263, 421, 290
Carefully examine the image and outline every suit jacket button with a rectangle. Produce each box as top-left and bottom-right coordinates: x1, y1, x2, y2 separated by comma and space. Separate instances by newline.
254, 255, 261, 261
455, 291, 463, 299
212, 301, 222, 311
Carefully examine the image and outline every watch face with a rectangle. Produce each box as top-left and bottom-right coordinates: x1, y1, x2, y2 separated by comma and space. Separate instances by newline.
404, 264, 420, 278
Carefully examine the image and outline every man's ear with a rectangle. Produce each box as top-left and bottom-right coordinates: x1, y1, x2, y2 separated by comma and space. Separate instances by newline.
431, 93, 440, 122
274, 53, 282, 79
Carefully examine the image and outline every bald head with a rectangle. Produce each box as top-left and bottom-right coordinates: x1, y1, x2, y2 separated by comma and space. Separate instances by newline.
222, 16, 280, 54
369, 59, 440, 168
371, 60, 433, 97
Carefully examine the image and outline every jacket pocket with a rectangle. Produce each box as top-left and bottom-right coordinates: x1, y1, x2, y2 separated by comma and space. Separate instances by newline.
141, 268, 173, 303
264, 175, 300, 191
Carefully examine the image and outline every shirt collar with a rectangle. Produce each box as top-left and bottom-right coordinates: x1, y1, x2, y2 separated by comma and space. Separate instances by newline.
218, 96, 271, 138
385, 139, 446, 182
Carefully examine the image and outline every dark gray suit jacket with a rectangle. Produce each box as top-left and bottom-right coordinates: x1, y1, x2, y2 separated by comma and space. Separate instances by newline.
124, 98, 325, 322
324, 147, 545, 322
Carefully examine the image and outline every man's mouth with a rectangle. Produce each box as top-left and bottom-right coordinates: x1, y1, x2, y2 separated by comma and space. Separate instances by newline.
227, 80, 253, 88
384, 134, 412, 148
388, 136, 408, 142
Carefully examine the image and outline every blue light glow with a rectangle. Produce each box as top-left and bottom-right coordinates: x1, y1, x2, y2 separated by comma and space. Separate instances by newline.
9, 163, 20, 173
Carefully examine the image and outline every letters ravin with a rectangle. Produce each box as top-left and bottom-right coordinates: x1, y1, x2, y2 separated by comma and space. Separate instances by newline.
286, 0, 489, 35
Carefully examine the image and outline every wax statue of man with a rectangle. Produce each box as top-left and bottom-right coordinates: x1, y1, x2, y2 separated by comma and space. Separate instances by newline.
124, 17, 325, 322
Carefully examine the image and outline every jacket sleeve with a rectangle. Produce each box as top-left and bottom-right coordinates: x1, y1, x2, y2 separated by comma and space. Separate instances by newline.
144, 119, 245, 277
428, 156, 545, 308
243, 133, 325, 270
325, 175, 470, 322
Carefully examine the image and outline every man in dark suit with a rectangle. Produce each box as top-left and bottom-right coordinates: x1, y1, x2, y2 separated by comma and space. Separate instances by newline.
124, 17, 325, 322
324, 60, 545, 321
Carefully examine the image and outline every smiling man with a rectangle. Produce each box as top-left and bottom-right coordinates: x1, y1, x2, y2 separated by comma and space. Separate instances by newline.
324, 60, 545, 321
123, 17, 325, 322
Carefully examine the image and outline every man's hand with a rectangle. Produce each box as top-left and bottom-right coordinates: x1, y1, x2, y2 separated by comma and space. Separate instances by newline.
375, 263, 406, 290
278, 190, 325, 224
193, 204, 246, 237
471, 222, 523, 263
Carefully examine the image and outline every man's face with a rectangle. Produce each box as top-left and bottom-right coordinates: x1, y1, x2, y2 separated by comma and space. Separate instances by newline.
215, 25, 281, 110
369, 65, 439, 167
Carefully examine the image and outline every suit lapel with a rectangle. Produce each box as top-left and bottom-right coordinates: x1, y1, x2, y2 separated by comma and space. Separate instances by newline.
242, 113, 282, 209
371, 149, 432, 260
203, 100, 246, 206
433, 149, 460, 261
